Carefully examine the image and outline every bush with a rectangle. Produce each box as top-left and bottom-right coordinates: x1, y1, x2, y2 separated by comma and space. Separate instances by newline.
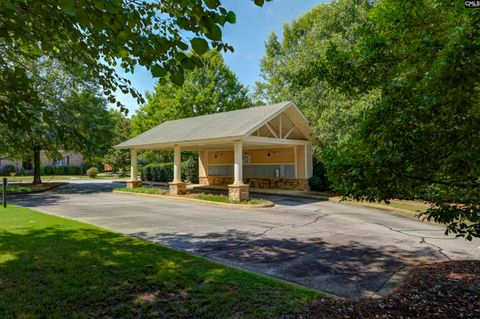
17, 167, 26, 176
67, 166, 82, 175
308, 176, 328, 192
43, 165, 82, 175
309, 157, 329, 191
2, 165, 16, 176
183, 157, 199, 183
141, 163, 174, 182
43, 165, 55, 175
87, 167, 98, 178
54, 165, 65, 175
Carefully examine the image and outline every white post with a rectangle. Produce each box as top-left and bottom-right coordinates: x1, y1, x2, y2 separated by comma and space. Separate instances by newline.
130, 149, 138, 180
173, 145, 181, 182
233, 142, 243, 185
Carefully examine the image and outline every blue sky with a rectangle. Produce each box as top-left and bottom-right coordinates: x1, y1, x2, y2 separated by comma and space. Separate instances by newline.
116, 0, 325, 114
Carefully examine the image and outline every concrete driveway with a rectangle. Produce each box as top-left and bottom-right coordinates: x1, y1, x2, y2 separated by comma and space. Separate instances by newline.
10, 181, 479, 299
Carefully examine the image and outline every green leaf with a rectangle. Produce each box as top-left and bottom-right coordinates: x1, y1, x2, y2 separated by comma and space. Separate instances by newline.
226, 11, 236, 24
178, 41, 189, 51
59, 0, 76, 12
254, 0, 265, 7
191, 38, 209, 55
151, 64, 167, 77
170, 69, 185, 86
181, 57, 195, 70
206, 25, 222, 41
204, 0, 220, 9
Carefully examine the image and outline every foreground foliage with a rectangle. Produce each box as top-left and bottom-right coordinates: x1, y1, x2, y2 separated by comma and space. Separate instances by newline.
0, 205, 322, 318
257, 0, 480, 239
0, 0, 270, 130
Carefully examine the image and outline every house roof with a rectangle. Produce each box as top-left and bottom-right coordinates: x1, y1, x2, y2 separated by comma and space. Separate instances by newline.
116, 101, 314, 149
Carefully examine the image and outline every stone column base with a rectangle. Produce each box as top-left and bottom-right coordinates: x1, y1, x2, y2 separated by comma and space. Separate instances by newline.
127, 180, 142, 189
228, 184, 250, 202
169, 181, 187, 195
199, 177, 209, 185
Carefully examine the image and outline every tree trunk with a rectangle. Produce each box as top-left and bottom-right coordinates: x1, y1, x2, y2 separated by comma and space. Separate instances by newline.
33, 146, 42, 184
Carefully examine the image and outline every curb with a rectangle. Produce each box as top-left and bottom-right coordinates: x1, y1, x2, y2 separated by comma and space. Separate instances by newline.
113, 190, 275, 210
373, 266, 412, 298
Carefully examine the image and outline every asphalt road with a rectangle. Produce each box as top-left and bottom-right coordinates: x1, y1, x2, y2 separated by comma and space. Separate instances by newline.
10, 181, 479, 299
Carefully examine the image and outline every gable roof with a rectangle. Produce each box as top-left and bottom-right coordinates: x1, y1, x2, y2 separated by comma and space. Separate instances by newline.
116, 101, 313, 149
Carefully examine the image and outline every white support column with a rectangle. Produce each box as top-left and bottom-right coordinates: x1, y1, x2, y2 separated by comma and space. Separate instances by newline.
127, 148, 141, 188
173, 145, 181, 182
130, 149, 138, 180
233, 142, 243, 185
229, 141, 249, 201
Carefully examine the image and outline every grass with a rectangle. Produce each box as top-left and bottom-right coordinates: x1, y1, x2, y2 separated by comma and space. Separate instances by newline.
0, 205, 324, 318
115, 187, 168, 195
196, 193, 268, 205
5, 184, 44, 193
333, 197, 430, 219
3, 183, 65, 194
116, 188, 269, 205
1, 175, 130, 182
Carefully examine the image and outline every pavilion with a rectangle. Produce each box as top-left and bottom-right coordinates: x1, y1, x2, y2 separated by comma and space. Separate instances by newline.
116, 101, 315, 201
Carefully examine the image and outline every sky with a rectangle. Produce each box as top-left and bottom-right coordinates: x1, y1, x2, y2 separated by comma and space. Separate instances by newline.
116, 0, 326, 114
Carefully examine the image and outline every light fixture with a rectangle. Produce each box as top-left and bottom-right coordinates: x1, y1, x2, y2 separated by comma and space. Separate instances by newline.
267, 150, 276, 157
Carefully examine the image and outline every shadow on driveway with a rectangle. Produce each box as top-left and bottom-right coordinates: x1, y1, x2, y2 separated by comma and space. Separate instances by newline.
129, 229, 442, 298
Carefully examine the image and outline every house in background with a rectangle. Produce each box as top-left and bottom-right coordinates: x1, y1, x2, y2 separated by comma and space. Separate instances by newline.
116, 101, 315, 201
0, 151, 83, 173
40, 151, 83, 167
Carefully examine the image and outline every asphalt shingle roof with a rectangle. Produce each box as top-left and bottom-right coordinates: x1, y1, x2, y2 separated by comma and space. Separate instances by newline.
116, 102, 292, 149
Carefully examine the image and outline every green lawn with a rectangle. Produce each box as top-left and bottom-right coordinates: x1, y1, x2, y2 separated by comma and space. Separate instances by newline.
115, 187, 169, 195
115, 188, 269, 205
5, 184, 47, 193
0, 205, 324, 318
196, 193, 268, 205
1, 175, 130, 182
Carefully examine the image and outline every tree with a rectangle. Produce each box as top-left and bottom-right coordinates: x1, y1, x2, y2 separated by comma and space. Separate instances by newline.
254, 0, 376, 145
132, 50, 251, 134
255, 0, 377, 190
309, 0, 480, 239
0, 0, 270, 131
61, 90, 116, 163
0, 59, 115, 184
103, 110, 132, 175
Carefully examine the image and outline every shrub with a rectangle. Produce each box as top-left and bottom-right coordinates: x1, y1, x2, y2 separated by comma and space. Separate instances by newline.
183, 157, 199, 183
2, 165, 16, 176
54, 165, 66, 175
43, 165, 55, 175
67, 166, 82, 175
309, 157, 329, 191
141, 163, 173, 182
10, 172, 16, 177
17, 167, 26, 176
308, 175, 330, 192
87, 167, 98, 178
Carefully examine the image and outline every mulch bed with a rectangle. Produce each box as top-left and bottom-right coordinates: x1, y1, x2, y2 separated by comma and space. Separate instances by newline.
304, 261, 480, 319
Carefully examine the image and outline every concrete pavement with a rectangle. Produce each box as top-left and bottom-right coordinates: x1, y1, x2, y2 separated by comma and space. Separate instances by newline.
9, 181, 479, 299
